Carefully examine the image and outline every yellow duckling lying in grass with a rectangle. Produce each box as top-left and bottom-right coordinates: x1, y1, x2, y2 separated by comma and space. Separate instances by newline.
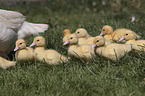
0, 57, 16, 69
119, 31, 145, 51
14, 39, 34, 64
100, 25, 141, 42
63, 29, 71, 43
74, 28, 94, 45
63, 34, 95, 61
30, 36, 68, 65
100, 25, 114, 42
92, 36, 132, 62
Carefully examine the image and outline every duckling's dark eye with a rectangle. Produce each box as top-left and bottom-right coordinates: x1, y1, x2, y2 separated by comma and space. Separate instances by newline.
70, 37, 73, 39
37, 40, 39, 41
126, 34, 128, 35
96, 40, 99, 42
20, 43, 22, 45
103, 29, 105, 31
77, 32, 80, 34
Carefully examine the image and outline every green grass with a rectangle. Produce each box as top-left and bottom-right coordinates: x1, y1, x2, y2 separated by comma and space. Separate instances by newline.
0, 8, 145, 96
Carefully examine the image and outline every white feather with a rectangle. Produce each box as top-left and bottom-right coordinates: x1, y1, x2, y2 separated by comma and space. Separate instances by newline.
0, 9, 48, 56
131, 16, 135, 22
17, 21, 48, 39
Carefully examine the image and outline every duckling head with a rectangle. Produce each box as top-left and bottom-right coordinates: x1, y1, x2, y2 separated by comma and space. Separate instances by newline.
75, 28, 89, 38
63, 29, 71, 36
119, 31, 136, 41
100, 25, 113, 35
30, 36, 45, 47
92, 36, 105, 48
14, 39, 26, 51
63, 34, 78, 45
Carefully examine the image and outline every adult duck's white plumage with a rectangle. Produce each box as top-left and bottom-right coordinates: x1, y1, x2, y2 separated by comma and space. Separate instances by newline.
0, 9, 48, 58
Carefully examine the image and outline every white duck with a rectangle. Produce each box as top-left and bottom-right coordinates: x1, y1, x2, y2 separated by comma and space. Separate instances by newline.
0, 9, 48, 58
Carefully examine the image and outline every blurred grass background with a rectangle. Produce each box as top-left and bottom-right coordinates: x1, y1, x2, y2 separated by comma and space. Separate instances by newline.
0, 0, 145, 96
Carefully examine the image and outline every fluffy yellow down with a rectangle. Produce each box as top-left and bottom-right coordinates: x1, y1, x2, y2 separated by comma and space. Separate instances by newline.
119, 31, 145, 51
100, 25, 140, 42
30, 36, 68, 65
63, 34, 95, 61
14, 39, 34, 64
92, 36, 132, 62
74, 28, 94, 45
63, 29, 71, 43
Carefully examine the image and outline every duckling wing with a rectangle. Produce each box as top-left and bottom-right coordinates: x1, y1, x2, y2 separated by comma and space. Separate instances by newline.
134, 40, 145, 50
106, 44, 131, 57
79, 45, 90, 53
87, 37, 94, 45
44, 49, 60, 61
45, 52, 54, 60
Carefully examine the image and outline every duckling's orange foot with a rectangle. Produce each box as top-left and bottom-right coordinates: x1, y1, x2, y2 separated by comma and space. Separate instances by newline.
0, 51, 7, 58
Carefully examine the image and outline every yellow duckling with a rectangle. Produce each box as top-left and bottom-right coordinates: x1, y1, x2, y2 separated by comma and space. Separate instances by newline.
119, 31, 145, 51
74, 28, 94, 45
92, 36, 132, 62
100, 25, 114, 42
14, 39, 34, 64
63, 34, 95, 61
0, 57, 16, 69
30, 36, 68, 65
63, 29, 71, 43
100, 25, 140, 42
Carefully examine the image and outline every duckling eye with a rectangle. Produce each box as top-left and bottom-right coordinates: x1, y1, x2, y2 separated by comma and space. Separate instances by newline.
126, 34, 128, 35
20, 43, 22, 45
103, 29, 105, 31
96, 40, 99, 42
70, 37, 73, 39
37, 40, 39, 42
77, 32, 80, 34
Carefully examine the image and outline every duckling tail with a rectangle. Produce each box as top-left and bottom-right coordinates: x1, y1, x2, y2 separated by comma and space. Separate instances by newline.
61, 56, 70, 63
135, 34, 141, 39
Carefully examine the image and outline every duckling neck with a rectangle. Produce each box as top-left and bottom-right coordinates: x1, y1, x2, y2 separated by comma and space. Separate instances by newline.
98, 44, 105, 48
68, 44, 78, 50
69, 44, 78, 47
18, 47, 27, 51
126, 39, 136, 45
35, 47, 45, 51
86, 34, 90, 38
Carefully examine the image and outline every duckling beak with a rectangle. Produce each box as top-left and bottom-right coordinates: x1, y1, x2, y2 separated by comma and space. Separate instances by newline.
63, 40, 69, 45
14, 46, 19, 51
119, 36, 125, 41
29, 42, 36, 47
100, 33, 104, 36
91, 44, 96, 49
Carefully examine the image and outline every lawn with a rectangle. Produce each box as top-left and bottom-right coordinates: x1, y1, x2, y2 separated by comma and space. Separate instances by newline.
0, 1, 145, 96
